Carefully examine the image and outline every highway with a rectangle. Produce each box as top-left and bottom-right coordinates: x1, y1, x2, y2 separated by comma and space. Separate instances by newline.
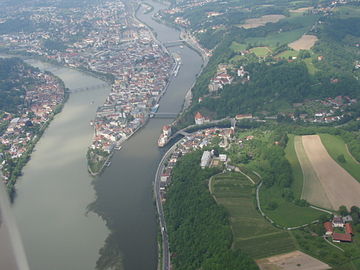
154, 140, 183, 270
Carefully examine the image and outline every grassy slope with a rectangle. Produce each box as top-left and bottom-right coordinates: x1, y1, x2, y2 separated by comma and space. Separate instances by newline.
285, 134, 304, 198
276, 49, 298, 59
258, 135, 324, 227
319, 134, 360, 182
212, 172, 296, 259
259, 186, 323, 227
249, 47, 271, 57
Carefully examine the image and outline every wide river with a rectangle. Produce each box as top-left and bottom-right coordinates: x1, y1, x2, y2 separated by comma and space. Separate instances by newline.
12, 1, 203, 270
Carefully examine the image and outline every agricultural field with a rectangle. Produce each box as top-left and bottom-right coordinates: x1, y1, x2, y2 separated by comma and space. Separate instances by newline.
211, 172, 297, 259
301, 135, 360, 209
293, 136, 332, 209
289, 7, 313, 13
259, 185, 324, 227
288, 34, 318, 50
249, 47, 272, 57
319, 134, 360, 181
256, 250, 330, 270
230, 41, 247, 52
244, 14, 318, 49
285, 135, 305, 199
239, 14, 286, 29
334, 6, 360, 18
275, 49, 298, 59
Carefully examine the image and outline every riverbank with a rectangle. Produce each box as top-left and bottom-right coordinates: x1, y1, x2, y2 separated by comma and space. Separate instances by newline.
0, 57, 68, 196
13, 59, 110, 270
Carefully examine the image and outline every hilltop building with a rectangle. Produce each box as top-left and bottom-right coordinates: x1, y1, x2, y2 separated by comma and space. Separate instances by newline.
195, 112, 205, 125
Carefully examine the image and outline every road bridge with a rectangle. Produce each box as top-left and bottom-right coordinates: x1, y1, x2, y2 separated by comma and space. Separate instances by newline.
150, 112, 178, 119
163, 117, 232, 146
70, 83, 109, 93
163, 40, 185, 48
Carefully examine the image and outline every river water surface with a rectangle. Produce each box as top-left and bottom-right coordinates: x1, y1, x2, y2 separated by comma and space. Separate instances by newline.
12, 1, 203, 269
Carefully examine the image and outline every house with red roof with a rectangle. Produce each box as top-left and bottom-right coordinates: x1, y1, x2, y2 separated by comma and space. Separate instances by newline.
333, 233, 352, 243
324, 222, 334, 236
195, 112, 205, 125
345, 223, 353, 235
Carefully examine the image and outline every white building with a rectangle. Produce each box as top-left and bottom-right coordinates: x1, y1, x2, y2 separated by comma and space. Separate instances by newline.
200, 151, 212, 169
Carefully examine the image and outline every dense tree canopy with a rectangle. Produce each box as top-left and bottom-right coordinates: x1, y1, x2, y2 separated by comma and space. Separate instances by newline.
164, 151, 258, 270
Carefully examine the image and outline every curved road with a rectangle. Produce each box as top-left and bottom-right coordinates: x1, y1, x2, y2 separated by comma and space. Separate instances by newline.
154, 140, 183, 270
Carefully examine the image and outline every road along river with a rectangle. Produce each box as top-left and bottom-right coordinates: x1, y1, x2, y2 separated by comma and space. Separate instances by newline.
11, 0, 203, 269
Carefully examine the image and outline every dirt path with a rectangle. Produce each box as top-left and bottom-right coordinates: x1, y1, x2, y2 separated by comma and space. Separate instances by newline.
346, 144, 360, 165
302, 135, 360, 209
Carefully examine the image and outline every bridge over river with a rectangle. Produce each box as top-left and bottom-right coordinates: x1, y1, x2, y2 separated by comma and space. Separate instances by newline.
150, 112, 178, 119
69, 83, 109, 93
163, 40, 185, 48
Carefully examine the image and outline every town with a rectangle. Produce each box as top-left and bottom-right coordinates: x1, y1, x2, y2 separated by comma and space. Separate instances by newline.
0, 0, 176, 174
0, 59, 65, 190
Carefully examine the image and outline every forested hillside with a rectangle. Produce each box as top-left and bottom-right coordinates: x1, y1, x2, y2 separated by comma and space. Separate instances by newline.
164, 151, 259, 270
0, 58, 37, 114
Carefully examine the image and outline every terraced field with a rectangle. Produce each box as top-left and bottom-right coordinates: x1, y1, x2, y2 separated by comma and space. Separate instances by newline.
211, 172, 296, 259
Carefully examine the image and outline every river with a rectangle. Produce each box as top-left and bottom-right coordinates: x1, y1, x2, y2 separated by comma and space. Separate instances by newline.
12, 1, 203, 270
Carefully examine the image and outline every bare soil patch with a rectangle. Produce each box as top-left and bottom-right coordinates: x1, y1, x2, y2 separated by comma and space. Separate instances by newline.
289, 35, 318, 50
257, 250, 330, 270
294, 136, 332, 209
302, 135, 360, 209
240, 15, 286, 29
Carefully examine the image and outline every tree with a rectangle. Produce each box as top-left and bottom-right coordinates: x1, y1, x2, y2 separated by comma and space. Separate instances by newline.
337, 154, 346, 163
339, 205, 348, 216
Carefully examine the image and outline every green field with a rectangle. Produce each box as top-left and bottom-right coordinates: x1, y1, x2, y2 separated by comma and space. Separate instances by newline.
275, 49, 298, 59
335, 6, 360, 18
285, 135, 304, 198
244, 14, 318, 49
230, 41, 247, 52
235, 231, 296, 259
211, 172, 297, 259
258, 135, 325, 227
249, 46, 272, 57
259, 185, 324, 227
319, 134, 360, 182
304, 57, 318, 74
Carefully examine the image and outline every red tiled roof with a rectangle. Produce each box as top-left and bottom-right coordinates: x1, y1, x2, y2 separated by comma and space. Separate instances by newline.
324, 222, 333, 233
345, 223, 353, 235
333, 233, 352, 242
195, 112, 204, 120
